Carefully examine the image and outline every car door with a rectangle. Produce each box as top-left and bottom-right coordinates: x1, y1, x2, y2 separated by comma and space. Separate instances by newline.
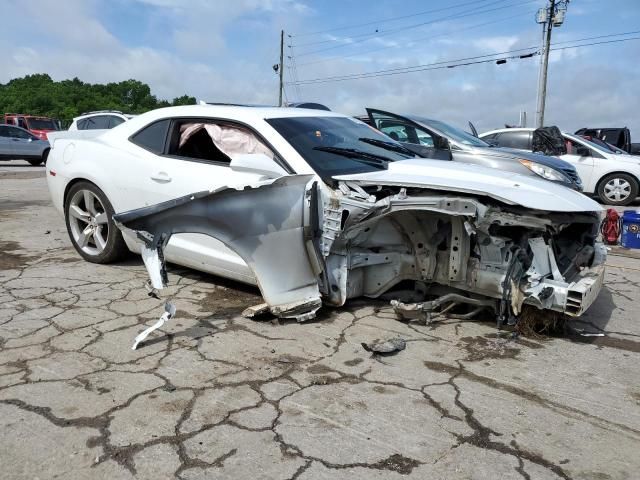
0, 126, 17, 159
365, 108, 452, 160
559, 136, 595, 188
6, 126, 40, 159
123, 117, 290, 283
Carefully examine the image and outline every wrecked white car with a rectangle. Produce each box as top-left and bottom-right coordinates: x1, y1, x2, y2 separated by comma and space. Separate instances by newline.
46, 105, 605, 327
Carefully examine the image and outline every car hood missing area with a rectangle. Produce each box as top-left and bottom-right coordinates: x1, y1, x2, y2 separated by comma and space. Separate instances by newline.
333, 159, 601, 213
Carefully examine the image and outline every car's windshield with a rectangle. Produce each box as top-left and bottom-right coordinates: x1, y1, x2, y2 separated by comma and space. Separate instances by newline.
266, 116, 413, 179
565, 133, 613, 154
28, 118, 57, 130
410, 116, 490, 148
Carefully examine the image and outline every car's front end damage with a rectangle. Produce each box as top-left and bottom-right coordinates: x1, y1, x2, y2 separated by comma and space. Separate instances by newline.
113, 158, 605, 330
321, 180, 605, 326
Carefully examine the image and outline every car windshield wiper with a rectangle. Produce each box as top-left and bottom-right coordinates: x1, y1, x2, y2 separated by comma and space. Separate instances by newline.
358, 137, 415, 156
312, 146, 391, 168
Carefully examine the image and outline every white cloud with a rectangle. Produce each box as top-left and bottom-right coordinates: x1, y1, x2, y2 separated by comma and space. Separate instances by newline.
473, 35, 519, 53
1, 0, 638, 136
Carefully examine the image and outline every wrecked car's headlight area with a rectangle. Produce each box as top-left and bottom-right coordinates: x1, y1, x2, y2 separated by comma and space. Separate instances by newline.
114, 178, 605, 349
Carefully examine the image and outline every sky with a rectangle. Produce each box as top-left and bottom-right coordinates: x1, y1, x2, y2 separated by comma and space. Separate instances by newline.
1, 0, 639, 134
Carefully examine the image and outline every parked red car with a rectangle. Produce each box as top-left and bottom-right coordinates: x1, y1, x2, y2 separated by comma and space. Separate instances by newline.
3, 114, 59, 140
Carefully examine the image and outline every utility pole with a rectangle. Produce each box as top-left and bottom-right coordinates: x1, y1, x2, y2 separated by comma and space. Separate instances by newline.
278, 30, 284, 107
535, 0, 568, 128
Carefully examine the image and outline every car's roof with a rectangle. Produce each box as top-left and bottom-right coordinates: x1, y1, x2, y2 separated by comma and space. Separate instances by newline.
74, 111, 133, 120
112, 104, 344, 133
143, 104, 343, 120
481, 127, 533, 135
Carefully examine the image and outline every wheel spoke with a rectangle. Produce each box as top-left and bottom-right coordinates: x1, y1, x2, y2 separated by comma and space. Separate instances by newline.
94, 227, 107, 250
94, 212, 108, 224
84, 191, 97, 215
69, 205, 90, 222
78, 226, 93, 248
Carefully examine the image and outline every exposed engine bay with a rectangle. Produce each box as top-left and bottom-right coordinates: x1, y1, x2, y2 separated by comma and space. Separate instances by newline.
114, 175, 606, 327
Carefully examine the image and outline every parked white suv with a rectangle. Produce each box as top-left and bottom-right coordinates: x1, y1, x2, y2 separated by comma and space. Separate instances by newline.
68, 111, 134, 131
480, 128, 640, 205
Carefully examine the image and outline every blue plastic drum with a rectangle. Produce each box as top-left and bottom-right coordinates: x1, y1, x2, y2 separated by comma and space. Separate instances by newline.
621, 210, 640, 249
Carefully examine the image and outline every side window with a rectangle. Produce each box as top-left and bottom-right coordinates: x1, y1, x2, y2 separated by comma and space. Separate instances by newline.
376, 120, 433, 146
109, 116, 125, 128
380, 124, 410, 142
565, 138, 589, 156
17, 118, 27, 129
84, 115, 110, 129
166, 120, 275, 165
0, 126, 9, 138
413, 126, 434, 147
8, 127, 32, 139
130, 119, 170, 154
76, 119, 89, 130
494, 131, 530, 149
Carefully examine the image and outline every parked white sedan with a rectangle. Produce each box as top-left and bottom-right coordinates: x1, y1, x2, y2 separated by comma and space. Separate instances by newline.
480, 127, 640, 205
46, 105, 605, 323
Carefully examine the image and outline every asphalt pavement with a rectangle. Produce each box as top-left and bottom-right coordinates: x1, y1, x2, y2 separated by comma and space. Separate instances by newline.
1, 161, 639, 480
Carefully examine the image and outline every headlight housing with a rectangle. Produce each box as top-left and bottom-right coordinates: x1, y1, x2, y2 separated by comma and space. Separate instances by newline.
518, 160, 570, 182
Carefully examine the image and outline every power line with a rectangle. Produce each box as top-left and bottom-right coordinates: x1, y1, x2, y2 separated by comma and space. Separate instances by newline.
294, 0, 538, 57
291, 0, 499, 38
291, 47, 541, 85
288, 34, 640, 86
550, 35, 640, 51
297, 10, 536, 67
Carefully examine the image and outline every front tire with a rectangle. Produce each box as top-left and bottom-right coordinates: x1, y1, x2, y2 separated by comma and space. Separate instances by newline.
27, 158, 43, 166
64, 182, 128, 263
597, 173, 639, 206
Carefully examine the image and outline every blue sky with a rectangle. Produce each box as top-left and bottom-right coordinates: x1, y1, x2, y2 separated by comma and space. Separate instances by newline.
2, 0, 639, 133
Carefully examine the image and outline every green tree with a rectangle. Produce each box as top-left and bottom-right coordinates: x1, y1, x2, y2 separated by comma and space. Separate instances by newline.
0, 74, 196, 124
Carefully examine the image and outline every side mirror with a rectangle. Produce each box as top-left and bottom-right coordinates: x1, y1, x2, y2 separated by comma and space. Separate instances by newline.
575, 146, 590, 157
436, 136, 450, 150
230, 153, 287, 178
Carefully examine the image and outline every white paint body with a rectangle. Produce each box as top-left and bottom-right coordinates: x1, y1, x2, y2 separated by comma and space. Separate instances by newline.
47, 106, 601, 288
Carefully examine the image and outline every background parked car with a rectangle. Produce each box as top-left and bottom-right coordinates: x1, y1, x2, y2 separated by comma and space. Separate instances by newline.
3, 113, 59, 140
575, 127, 632, 154
360, 108, 582, 191
480, 127, 640, 205
0, 124, 50, 165
68, 110, 134, 130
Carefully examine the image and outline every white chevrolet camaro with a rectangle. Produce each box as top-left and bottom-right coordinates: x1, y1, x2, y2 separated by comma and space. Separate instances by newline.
46, 105, 605, 324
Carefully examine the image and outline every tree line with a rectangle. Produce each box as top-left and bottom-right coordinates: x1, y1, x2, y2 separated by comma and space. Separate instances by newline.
0, 74, 196, 125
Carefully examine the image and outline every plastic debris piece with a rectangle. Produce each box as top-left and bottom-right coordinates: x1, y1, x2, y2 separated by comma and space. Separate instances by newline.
242, 303, 270, 318
361, 337, 407, 354
132, 302, 176, 350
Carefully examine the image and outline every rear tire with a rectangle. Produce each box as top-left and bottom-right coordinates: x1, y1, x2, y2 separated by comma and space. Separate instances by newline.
597, 173, 639, 206
64, 181, 128, 263
27, 158, 43, 166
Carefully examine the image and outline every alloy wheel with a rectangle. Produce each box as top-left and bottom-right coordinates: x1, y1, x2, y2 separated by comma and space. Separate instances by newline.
68, 189, 109, 256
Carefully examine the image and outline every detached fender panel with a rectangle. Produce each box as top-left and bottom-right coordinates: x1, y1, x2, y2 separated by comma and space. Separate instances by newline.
113, 174, 321, 318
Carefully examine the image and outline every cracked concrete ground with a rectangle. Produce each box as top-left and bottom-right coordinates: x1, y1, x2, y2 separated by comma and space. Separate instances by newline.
1, 163, 639, 480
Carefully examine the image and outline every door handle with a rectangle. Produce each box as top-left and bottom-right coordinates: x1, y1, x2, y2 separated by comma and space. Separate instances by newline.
150, 172, 172, 183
